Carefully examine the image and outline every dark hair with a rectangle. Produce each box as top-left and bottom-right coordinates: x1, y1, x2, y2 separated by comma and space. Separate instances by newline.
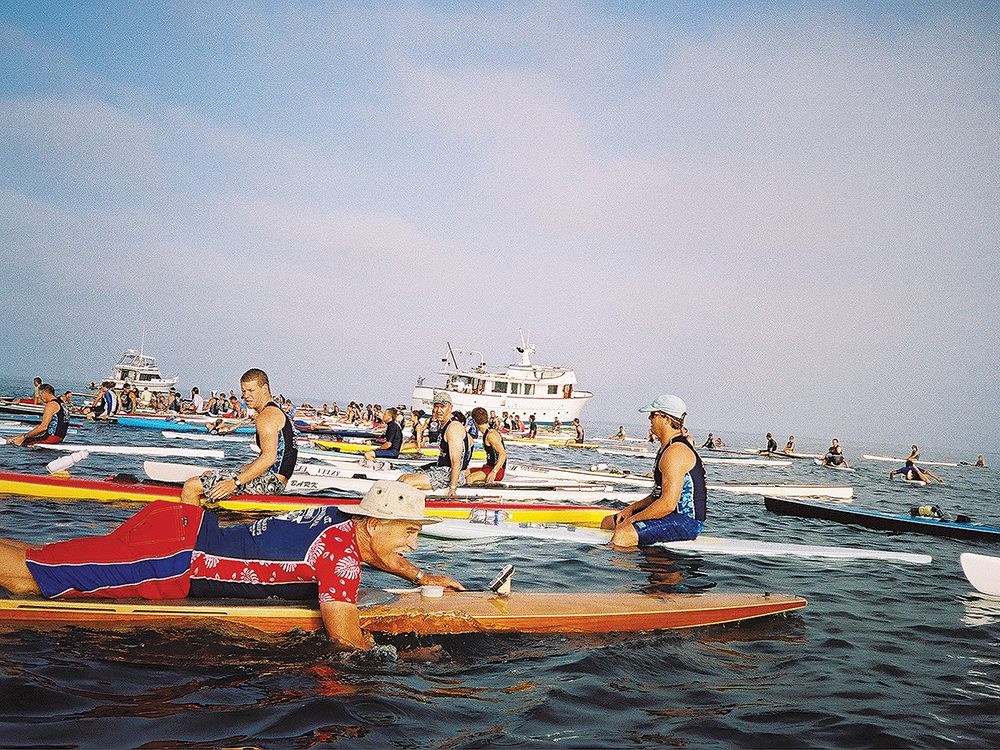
39, 383, 55, 395
470, 407, 489, 424
241, 368, 269, 387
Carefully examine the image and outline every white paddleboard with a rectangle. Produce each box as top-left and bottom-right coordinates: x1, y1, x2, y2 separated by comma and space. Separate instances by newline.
37, 444, 224, 459
161, 430, 249, 443
960, 552, 1000, 596
863, 454, 959, 468
421, 520, 931, 563
813, 458, 856, 472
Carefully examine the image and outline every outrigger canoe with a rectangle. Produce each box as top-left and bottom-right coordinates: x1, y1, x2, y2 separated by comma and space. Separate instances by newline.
764, 496, 1000, 542
0, 471, 612, 525
0, 589, 806, 635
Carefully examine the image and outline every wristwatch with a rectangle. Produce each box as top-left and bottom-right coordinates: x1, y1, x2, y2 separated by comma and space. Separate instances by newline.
414, 570, 425, 584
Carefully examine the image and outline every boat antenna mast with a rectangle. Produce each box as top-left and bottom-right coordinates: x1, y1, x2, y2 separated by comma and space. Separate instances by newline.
515, 328, 536, 366
446, 341, 460, 370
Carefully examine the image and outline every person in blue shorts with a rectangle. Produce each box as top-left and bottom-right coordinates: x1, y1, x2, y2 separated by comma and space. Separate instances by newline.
364, 408, 404, 461
600, 394, 707, 547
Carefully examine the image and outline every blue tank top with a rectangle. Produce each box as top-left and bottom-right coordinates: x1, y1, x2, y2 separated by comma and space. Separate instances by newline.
483, 427, 506, 468
436, 416, 471, 469
652, 435, 707, 521
254, 401, 298, 478
46, 397, 69, 439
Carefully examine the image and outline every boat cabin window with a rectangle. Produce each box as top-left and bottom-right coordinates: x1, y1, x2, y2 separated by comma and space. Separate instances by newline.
492, 381, 508, 394
139, 373, 154, 381
547, 385, 558, 395
524, 384, 534, 395
510, 383, 520, 395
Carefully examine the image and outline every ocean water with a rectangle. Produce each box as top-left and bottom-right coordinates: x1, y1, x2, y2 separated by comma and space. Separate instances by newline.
0, 379, 998, 748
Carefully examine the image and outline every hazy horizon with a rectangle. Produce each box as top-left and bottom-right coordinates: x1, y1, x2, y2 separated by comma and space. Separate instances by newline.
1, 2, 997, 450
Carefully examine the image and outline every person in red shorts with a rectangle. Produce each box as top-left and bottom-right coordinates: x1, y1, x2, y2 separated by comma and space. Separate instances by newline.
465, 407, 507, 485
0, 481, 464, 650
7, 384, 68, 446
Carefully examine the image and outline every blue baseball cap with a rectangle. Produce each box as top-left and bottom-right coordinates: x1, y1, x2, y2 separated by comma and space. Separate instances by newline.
638, 394, 688, 420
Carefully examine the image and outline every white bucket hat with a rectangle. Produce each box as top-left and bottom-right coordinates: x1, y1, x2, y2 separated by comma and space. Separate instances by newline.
338, 480, 440, 525
638, 394, 688, 420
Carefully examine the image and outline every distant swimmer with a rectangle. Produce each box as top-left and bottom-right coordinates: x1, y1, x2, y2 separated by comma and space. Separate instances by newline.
399, 391, 471, 497
784, 435, 796, 453
7, 384, 68, 446
823, 438, 850, 469
180, 369, 298, 503
601, 394, 706, 548
573, 418, 585, 444
890, 460, 943, 484
363, 407, 404, 461
700, 433, 717, 450
466, 407, 507, 485
611, 426, 626, 441
762, 433, 778, 454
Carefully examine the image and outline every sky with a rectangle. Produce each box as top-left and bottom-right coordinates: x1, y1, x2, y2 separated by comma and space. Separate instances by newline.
0, 1, 997, 450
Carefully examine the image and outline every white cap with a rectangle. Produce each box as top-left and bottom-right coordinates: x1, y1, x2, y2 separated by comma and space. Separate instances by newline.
638, 394, 688, 420
338, 480, 440, 525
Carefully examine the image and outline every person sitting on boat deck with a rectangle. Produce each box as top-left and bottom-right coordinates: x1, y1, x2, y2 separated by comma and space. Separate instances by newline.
181, 369, 298, 503
167, 389, 181, 412
700, 433, 716, 450
890, 460, 942, 484
527, 414, 538, 439
907, 445, 920, 462
763, 433, 778, 454
120, 385, 137, 414
784, 435, 796, 453
601, 394, 706, 547
573, 418, 586, 444
31, 376, 43, 404
466, 407, 508, 485
7, 384, 69, 446
363, 408, 404, 461
0, 481, 465, 650
823, 438, 849, 468
399, 391, 471, 497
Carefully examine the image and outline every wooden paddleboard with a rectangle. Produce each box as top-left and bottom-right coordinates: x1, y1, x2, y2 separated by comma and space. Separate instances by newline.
0, 590, 806, 635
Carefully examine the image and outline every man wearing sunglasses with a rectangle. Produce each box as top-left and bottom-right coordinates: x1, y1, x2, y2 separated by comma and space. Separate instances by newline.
600, 394, 707, 547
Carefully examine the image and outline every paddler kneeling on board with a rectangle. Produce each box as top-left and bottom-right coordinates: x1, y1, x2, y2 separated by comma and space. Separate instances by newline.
601, 395, 707, 547
0, 480, 464, 650
181, 368, 297, 502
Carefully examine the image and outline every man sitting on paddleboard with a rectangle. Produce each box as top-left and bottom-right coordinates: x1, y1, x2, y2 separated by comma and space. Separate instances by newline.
363, 407, 404, 462
600, 394, 707, 547
6, 384, 69, 447
823, 438, 850, 468
399, 391, 472, 497
0, 481, 464, 650
181, 368, 297, 503
465, 407, 507, 485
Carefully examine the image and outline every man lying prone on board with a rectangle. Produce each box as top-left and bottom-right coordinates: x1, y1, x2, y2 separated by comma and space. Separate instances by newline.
0, 481, 464, 650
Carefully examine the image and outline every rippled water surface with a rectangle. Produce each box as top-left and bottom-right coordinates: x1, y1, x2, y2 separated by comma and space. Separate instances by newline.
1, 381, 998, 748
